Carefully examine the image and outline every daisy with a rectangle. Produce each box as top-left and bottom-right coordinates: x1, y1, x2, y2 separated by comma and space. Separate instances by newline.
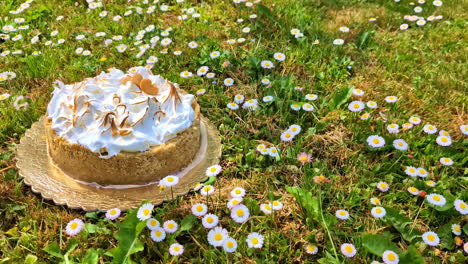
454, 200, 468, 215
305, 244, 318, 255
263, 96, 274, 102
400, 24, 409, 30
137, 203, 154, 221
202, 214, 219, 229
433, 0, 443, 6
268, 147, 280, 157
163, 220, 178, 233
460, 125, 468, 135
290, 28, 301, 35
231, 204, 250, 223
234, 94, 244, 104
302, 103, 314, 111
371, 207, 386, 218
65, 219, 84, 236
439, 157, 453, 166
382, 250, 399, 264
361, 113, 370, 120
200, 185, 215, 196
422, 231, 440, 246
393, 139, 408, 151
188, 41, 198, 48
353, 89, 364, 96
231, 187, 246, 198
414, 6, 423, 13
385, 96, 398, 103
335, 209, 350, 220
260, 60, 274, 69
206, 72, 216, 78
305, 94, 318, 101
227, 198, 243, 209
223, 237, 238, 253
246, 232, 264, 248
288, 124, 302, 135
465, 242, 468, 254
426, 193, 446, 206
273, 52, 286, 61
370, 197, 381, 205
116, 44, 127, 53
169, 243, 184, 256
280, 130, 295, 142
105, 208, 121, 220
197, 66, 209, 76
243, 99, 258, 109
146, 56, 158, 64
224, 78, 234, 86
160, 175, 179, 187
387, 124, 399, 134
452, 224, 462, 236
207, 226, 229, 247
180, 71, 193, 78
290, 103, 301, 111
333, 39, 345, 45
146, 218, 160, 230
261, 78, 270, 85
409, 116, 421, 125
260, 147, 270, 156
191, 203, 208, 217
297, 152, 312, 165
227, 102, 239, 110
402, 123, 414, 130
377, 181, 389, 192
150, 227, 166, 242
272, 200, 283, 210
436, 135, 452, 146
341, 243, 357, 258
242, 27, 250, 33
260, 203, 273, 214
423, 124, 439, 134
348, 101, 365, 112
206, 164, 222, 176
407, 187, 420, 196
417, 168, 428, 178
367, 135, 385, 148
416, 19, 426, 26
439, 130, 450, 137
194, 183, 204, 191
339, 26, 350, 32
160, 38, 172, 46
425, 180, 436, 187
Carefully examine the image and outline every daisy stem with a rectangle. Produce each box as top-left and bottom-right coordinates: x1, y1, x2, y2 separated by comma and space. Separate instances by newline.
170, 186, 174, 200
410, 200, 425, 233
318, 187, 339, 261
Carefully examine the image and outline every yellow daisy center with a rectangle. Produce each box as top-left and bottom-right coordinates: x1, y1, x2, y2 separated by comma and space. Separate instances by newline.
143, 209, 150, 215
214, 233, 223, 241
236, 209, 244, 217
339, 211, 346, 216
375, 208, 382, 214
196, 205, 203, 211
70, 222, 78, 229
155, 230, 162, 237
252, 238, 259, 244
235, 189, 241, 194
110, 209, 116, 215
207, 217, 213, 223
167, 223, 174, 229
460, 203, 467, 209
372, 139, 380, 144
441, 137, 448, 142
227, 241, 234, 248
433, 196, 440, 201
388, 253, 396, 261
427, 234, 435, 241
174, 246, 180, 251
345, 245, 353, 253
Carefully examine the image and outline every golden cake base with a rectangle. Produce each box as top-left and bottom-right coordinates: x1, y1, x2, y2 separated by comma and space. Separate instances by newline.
16, 115, 222, 211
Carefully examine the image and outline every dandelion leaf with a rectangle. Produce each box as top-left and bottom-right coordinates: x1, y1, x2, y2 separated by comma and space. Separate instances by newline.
328, 86, 353, 112
399, 245, 424, 264
383, 207, 421, 243
360, 233, 401, 256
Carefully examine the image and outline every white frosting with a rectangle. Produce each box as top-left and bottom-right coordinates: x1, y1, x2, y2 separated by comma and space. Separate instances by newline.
47, 67, 196, 158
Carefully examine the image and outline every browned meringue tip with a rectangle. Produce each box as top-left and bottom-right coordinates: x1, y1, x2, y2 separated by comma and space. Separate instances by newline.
140, 78, 159, 95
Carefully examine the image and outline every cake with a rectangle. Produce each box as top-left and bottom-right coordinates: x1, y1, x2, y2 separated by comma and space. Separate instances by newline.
45, 67, 201, 186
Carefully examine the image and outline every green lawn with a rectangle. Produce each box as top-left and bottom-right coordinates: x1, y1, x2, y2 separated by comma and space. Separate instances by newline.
1, 0, 467, 263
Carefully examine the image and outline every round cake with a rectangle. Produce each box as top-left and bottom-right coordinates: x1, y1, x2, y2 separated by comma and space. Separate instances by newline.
45, 67, 201, 186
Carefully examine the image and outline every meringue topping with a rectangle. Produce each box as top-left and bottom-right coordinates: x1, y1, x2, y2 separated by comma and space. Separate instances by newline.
47, 67, 196, 158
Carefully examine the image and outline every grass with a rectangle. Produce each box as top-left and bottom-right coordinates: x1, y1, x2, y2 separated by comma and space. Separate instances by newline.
1, 0, 467, 263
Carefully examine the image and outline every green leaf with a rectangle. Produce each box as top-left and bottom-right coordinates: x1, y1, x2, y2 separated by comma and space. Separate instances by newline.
257, 4, 282, 27
463, 223, 468, 235
399, 245, 424, 264
286, 186, 319, 219
360, 233, 401, 256
356, 30, 375, 50
43, 242, 64, 259
202, 176, 216, 186
107, 208, 146, 264
83, 248, 100, 264
383, 207, 421, 243
179, 214, 197, 233
328, 86, 353, 112
438, 222, 455, 250
24, 254, 38, 264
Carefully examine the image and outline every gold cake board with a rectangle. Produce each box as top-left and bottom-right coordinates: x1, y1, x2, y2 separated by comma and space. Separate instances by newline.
16, 116, 222, 211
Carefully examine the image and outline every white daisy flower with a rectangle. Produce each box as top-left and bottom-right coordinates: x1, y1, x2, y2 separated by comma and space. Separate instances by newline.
188, 41, 198, 48
272, 200, 283, 210
387, 124, 400, 134
231, 204, 250, 223
305, 94, 318, 101
206, 72, 216, 78
246, 232, 264, 248
105, 208, 121, 220
371, 207, 386, 218
302, 103, 314, 111
305, 244, 319, 255
339, 26, 350, 32
202, 214, 219, 229
407, 187, 420, 196
65, 219, 84, 236
169, 243, 184, 256
385, 96, 398, 103
452, 224, 462, 236
402, 123, 413, 130
377, 181, 389, 192
268, 147, 280, 157
263, 95, 274, 102
227, 102, 239, 110
433, 0, 443, 6
242, 27, 250, 33
382, 250, 399, 264
439, 130, 450, 137
194, 183, 204, 191
260, 60, 274, 69
160, 175, 179, 187
224, 78, 234, 86
436, 135, 452, 146
439, 157, 453, 166
290, 103, 301, 111
353, 89, 364, 96
116, 44, 127, 53
335, 209, 350, 220
163, 220, 178, 233
146, 218, 160, 230
393, 139, 408, 151
191, 203, 208, 217
207, 226, 229, 247
289, 124, 302, 135
425, 180, 436, 187
227, 197, 243, 209
150, 227, 166, 242
280, 130, 295, 142
333, 39, 345, 45
231, 187, 246, 198
200, 185, 215, 196
348, 101, 365, 112
273, 52, 286, 61
360, 113, 370, 120
197, 66, 209, 76
206, 164, 222, 176
416, 19, 426, 26
367, 135, 385, 148
341, 243, 357, 257
422, 231, 440, 246
370, 197, 381, 205
400, 24, 409, 30
426, 193, 446, 206
416, 168, 428, 178
137, 203, 154, 221
460, 125, 468, 135
454, 200, 468, 215
260, 203, 273, 214
160, 38, 172, 46
223, 237, 238, 253
234, 94, 244, 104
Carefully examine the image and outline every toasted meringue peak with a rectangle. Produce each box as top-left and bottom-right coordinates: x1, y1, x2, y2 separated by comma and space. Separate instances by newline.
47, 66, 196, 158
